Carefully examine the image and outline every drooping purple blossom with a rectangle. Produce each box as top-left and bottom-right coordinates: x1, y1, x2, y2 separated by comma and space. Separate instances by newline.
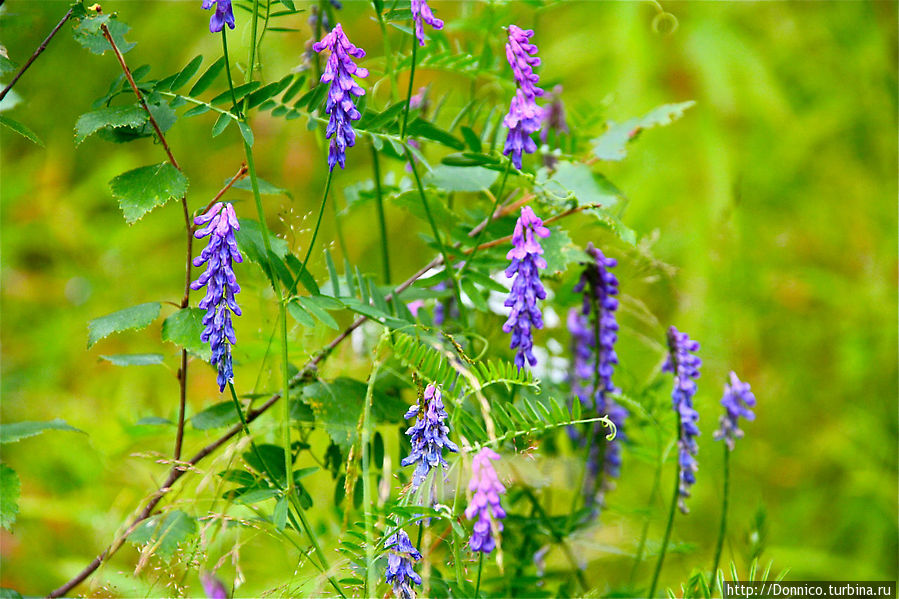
411, 0, 443, 47
191, 203, 242, 392
502, 25, 544, 169
313, 24, 368, 170
201, 573, 228, 599
662, 325, 702, 513
714, 372, 756, 450
464, 448, 506, 554
503, 206, 550, 369
541, 85, 569, 143
401, 383, 459, 490
384, 529, 422, 599
201, 0, 235, 33
567, 309, 594, 404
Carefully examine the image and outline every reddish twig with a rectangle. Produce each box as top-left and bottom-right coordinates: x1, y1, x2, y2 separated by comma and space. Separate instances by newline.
0, 8, 73, 103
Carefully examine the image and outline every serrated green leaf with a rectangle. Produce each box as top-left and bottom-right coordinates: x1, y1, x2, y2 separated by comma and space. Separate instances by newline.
74, 105, 147, 146
72, 13, 135, 55
0, 115, 44, 146
0, 419, 86, 444
585, 206, 638, 246
425, 164, 498, 192
100, 353, 164, 366
161, 308, 208, 356
538, 161, 621, 210
191, 401, 239, 430
128, 510, 197, 561
0, 465, 20, 531
541, 227, 582, 276
591, 100, 695, 161
109, 163, 188, 224
88, 302, 160, 347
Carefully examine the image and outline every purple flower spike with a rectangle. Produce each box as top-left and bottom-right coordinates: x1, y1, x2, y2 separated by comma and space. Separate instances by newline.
502, 25, 543, 169
541, 85, 569, 143
662, 326, 702, 513
505, 25, 543, 99
385, 529, 422, 599
464, 448, 506, 554
503, 206, 550, 369
201, 0, 235, 33
191, 202, 242, 392
401, 383, 459, 490
313, 23, 368, 170
411, 0, 443, 47
714, 372, 756, 450
201, 573, 228, 599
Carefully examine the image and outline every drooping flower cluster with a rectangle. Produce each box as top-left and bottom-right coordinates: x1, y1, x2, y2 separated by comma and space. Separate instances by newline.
662, 326, 702, 513
201, 573, 228, 599
540, 85, 569, 143
201, 0, 235, 33
401, 384, 459, 490
191, 203, 242, 392
384, 529, 422, 599
464, 448, 506, 554
312, 24, 368, 170
714, 372, 756, 450
503, 25, 544, 169
503, 206, 550, 369
411, 0, 444, 47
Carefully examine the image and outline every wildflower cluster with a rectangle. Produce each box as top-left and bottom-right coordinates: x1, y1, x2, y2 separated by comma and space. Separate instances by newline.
401, 383, 459, 490
503, 25, 544, 169
662, 325, 702, 513
313, 24, 368, 170
714, 372, 757, 450
503, 206, 550, 369
191, 203, 242, 392
465, 448, 507, 554
201, 0, 235, 33
384, 530, 422, 599
411, 0, 443, 47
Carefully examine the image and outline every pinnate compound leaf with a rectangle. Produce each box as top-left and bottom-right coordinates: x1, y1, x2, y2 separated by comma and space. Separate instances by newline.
591, 100, 695, 161
161, 308, 209, 357
74, 105, 147, 145
100, 353, 164, 366
109, 163, 188, 224
88, 302, 161, 348
0, 419, 86, 444
0, 465, 19, 531
128, 510, 197, 561
0, 116, 44, 146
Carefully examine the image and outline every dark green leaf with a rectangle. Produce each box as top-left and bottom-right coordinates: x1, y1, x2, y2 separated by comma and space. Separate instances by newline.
74, 105, 147, 146
161, 308, 208, 356
88, 302, 160, 347
0, 419, 86, 444
170, 55, 204, 91
459, 125, 482, 152
212, 112, 231, 137
0, 588, 23, 599
100, 353, 164, 366
0, 465, 19, 531
0, 115, 44, 146
0, 55, 17, 76
72, 13, 135, 55
128, 510, 197, 560
298, 296, 339, 330
109, 162, 188, 224
210, 82, 261, 106
238, 121, 254, 146
189, 57, 226, 96
406, 118, 464, 150
243, 444, 288, 486
191, 401, 240, 430
425, 164, 498, 192
136, 417, 172, 426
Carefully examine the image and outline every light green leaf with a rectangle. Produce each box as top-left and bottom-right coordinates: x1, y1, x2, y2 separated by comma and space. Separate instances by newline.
425, 165, 498, 192
100, 353, 164, 366
0, 587, 23, 599
0, 55, 18, 76
135, 417, 172, 426
591, 100, 695, 161
128, 510, 197, 561
232, 177, 290, 197
0, 419, 86, 444
72, 13, 135, 55
238, 121, 254, 146
161, 308, 209, 357
88, 302, 161, 348
191, 401, 239, 430
287, 300, 315, 327
541, 227, 584, 276
109, 162, 188, 224
0, 465, 20, 531
539, 162, 622, 210
74, 105, 147, 145
0, 115, 44, 146
273, 496, 288, 531
298, 296, 339, 330
585, 206, 638, 246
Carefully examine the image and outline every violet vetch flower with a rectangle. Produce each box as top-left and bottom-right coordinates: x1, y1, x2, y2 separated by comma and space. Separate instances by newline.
503, 25, 543, 169
464, 448, 507, 554
714, 372, 756, 450
384, 529, 422, 599
191, 202, 242, 392
662, 325, 702, 513
540, 84, 569, 143
503, 206, 550, 369
201, 0, 235, 33
411, 0, 443, 47
201, 573, 228, 599
312, 24, 368, 170
401, 383, 459, 490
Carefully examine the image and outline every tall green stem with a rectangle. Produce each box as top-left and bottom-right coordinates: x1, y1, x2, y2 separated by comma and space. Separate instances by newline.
221, 30, 240, 117
474, 552, 484, 597
401, 41, 418, 139
648, 420, 683, 599
371, 145, 391, 284
711, 445, 730, 594
246, 0, 261, 84
362, 358, 382, 597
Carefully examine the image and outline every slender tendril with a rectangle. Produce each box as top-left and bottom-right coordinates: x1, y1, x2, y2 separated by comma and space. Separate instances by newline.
711, 445, 731, 593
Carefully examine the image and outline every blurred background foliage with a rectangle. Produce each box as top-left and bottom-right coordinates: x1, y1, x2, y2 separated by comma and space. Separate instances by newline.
1, 0, 896, 596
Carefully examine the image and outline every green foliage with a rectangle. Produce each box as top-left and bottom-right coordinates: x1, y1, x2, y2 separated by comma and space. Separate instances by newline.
74, 105, 147, 146
0, 465, 21, 531
161, 308, 208, 357
0, 419, 85, 444
591, 101, 695, 161
128, 510, 197, 561
425, 164, 499, 192
0, 115, 44, 146
191, 401, 240, 430
71, 12, 135, 55
99, 353, 164, 366
87, 302, 161, 347
109, 162, 188, 224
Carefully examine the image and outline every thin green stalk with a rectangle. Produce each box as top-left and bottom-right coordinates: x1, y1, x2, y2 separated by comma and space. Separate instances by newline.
405, 147, 466, 318
373, 1, 396, 101
457, 158, 513, 281
221, 30, 240, 117
711, 445, 731, 594
648, 420, 683, 599
362, 359, 382, 598
371, 145, 391, 284
246, 0, 261, 84
287, 492, 348, 599
290, 169, 334, 296
474, 552, 484, 597
400, 41, 418, 139
227, 383, 278, 483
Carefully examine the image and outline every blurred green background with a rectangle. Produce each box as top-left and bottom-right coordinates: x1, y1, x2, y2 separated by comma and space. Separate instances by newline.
1, 0, 896, 596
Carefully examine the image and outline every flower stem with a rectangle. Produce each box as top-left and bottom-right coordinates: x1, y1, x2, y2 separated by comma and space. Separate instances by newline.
362, 358, 382, 597
648, 420, 683, 599
221, 30, 241, 117
371, 145, 391, 284
474, 552, 484, 597
290, 169, 334, 296
401, 41, 418, 139
247, 0, 261, 84
711, 445, 730, 594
